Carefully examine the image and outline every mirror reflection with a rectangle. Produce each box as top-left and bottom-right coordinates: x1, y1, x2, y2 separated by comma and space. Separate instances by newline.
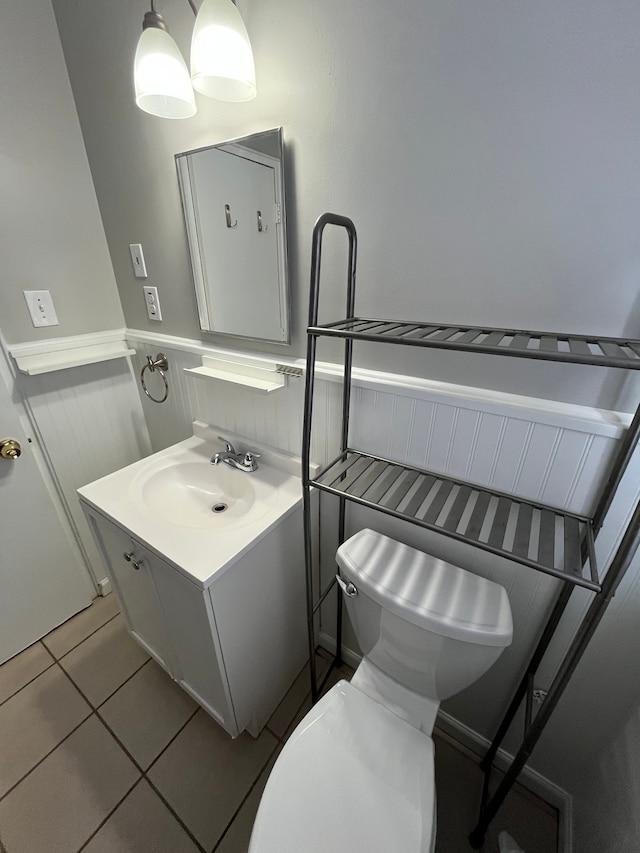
176, 128, 289, 343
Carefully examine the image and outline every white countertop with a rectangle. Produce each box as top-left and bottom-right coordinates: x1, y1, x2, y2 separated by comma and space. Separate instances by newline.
78, 423, 313, 589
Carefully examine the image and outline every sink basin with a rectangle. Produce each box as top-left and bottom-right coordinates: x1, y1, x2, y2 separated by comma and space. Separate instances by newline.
140, 461, 259, 529
78, 422, 316, 587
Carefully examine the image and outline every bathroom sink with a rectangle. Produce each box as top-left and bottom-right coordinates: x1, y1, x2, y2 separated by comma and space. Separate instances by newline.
78, 421, 316, 587
139, 461, 258, 529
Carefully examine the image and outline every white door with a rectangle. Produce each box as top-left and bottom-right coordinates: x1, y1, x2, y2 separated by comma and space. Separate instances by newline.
0, 364, 93, 663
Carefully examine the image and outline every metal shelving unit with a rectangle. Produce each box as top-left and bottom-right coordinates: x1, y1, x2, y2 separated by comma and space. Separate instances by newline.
301, 212, 640, 847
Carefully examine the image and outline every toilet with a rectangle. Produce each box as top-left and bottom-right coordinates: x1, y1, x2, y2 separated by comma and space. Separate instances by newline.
249, 529, 513, 853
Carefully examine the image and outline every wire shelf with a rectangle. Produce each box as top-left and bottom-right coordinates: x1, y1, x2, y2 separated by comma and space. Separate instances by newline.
308, 318, 640, 370
311, 449, 600, 591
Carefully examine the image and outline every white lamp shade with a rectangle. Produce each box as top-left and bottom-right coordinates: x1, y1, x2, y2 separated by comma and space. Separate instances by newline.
191, 0, 257, 102
134, 27, 197, 119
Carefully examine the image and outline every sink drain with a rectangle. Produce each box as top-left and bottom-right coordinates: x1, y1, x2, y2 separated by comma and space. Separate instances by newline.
211, 502, 228, 514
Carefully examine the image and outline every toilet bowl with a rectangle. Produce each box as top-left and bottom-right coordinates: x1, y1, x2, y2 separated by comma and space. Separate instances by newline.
249, 529, 513, 853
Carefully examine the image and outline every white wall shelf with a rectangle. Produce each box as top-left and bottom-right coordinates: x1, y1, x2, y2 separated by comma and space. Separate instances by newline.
9, 331, 134, 376
183, 353, 289, 393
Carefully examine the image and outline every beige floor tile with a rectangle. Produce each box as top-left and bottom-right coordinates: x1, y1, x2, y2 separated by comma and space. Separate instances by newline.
0, 715, 140, 853
99, 660, 197, 769
0, 642, 54, 706
59, 615, 149, 707
82, 779, 200, 853
215, 753, 279, 853
149, 709, 278, 851
0, 664, 91, 797
267, 653, 332, 739
43, 594, 120, 660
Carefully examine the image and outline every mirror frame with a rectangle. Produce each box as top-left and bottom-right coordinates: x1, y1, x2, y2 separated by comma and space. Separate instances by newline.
176, 127, 290, 344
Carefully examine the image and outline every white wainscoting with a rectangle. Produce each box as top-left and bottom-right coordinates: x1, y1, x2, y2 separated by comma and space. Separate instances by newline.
15, 357, 152, 586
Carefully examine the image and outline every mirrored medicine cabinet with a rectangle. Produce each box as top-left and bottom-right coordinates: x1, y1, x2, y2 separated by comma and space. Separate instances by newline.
176, 128, 290, 344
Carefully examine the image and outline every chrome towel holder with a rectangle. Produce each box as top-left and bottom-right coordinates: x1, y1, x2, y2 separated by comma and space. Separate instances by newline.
140, 353, 169, 403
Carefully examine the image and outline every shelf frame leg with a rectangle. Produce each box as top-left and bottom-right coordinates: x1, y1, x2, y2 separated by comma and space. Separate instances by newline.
303, 214, 358, 702
470, 497, 640, 847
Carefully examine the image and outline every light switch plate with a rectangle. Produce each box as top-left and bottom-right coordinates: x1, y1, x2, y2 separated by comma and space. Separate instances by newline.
129, 243, 148, 278
143, 285, 162, 321
23, 290, 59, 327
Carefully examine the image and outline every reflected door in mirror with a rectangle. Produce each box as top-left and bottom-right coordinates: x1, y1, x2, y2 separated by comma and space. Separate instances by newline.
190, 147, 281, 339
176, 129, 290, 344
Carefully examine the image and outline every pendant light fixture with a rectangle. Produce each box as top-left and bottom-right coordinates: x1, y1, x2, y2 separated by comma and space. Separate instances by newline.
133, 0, 256, 120
134, 5, 197, 119
191, 0, 256, 102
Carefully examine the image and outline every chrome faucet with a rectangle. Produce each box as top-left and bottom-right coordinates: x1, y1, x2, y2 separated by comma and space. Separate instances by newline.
211, 436, 260, 472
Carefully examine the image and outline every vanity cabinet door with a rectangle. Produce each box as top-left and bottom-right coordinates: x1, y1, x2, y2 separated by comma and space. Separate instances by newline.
150, 560, 237, 737
85, 510, 174, 672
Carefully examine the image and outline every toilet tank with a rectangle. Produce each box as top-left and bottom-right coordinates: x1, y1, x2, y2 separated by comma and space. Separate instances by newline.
336, 530, 513, 701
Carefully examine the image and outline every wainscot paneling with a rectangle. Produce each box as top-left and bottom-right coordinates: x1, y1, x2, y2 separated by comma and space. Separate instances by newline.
15, 357, 151, 586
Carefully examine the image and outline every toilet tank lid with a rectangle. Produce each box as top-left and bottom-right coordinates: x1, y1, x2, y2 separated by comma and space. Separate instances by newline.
336, 529, 513, 647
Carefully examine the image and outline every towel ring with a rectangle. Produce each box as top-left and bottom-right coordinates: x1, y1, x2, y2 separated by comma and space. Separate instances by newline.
140, 353, 169, 404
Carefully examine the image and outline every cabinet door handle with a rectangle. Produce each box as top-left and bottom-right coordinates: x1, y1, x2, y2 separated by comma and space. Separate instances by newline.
123, 551, 142, 570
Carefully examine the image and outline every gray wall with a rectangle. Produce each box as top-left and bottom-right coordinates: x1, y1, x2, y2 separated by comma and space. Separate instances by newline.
0, 0, 124, 344
573, 701, 640, 852
52, 0, 640, 409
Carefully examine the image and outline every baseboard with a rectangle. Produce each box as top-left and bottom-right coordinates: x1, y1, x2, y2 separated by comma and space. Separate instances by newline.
317, 634, 572, 853
317, 631, 362, 672
96, 577, 112, 596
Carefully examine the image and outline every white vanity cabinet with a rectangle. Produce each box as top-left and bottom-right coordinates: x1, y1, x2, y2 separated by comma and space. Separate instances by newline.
86, 512, 176, 672
81, 499, 308, 739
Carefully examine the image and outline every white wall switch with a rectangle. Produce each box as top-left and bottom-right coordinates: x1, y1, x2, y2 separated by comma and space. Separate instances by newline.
23, 290, 59, 327
129, 243, 148, 278
143, 285, 162, 321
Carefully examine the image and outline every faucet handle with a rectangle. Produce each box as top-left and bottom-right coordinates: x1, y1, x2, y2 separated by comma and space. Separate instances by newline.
243, 451, 261, 470
218, 436, 236, 454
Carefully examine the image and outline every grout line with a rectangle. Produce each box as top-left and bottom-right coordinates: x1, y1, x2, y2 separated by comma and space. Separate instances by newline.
0, 705, 93, 804
93, 658, 152, 710
52, 653, 152, 715
143, 705, 200, 776
211, 737, 281, 852
42, 640, 57, 664
58, 656, 205, 853
45, 610, 121, 663
75, 777, 142, 853
0, 644, 56, 709
267, 691, 309, 743
84, 708, 206, 853
145, 767, 207, 853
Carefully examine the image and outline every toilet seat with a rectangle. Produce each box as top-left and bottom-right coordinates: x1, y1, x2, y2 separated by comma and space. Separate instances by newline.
249, 680, 436, 853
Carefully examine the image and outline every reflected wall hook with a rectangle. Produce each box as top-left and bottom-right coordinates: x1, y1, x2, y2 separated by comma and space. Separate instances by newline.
257, 210, 268, 232
225, 204, 237, 228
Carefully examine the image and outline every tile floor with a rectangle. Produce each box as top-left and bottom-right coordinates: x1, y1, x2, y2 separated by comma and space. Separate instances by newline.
0, 595, 558, 853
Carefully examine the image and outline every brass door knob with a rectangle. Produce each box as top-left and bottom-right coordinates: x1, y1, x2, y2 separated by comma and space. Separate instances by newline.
0, 439, 21, 460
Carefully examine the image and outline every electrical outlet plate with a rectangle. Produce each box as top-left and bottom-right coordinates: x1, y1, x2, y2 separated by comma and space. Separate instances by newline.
143, 285, 162, 321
